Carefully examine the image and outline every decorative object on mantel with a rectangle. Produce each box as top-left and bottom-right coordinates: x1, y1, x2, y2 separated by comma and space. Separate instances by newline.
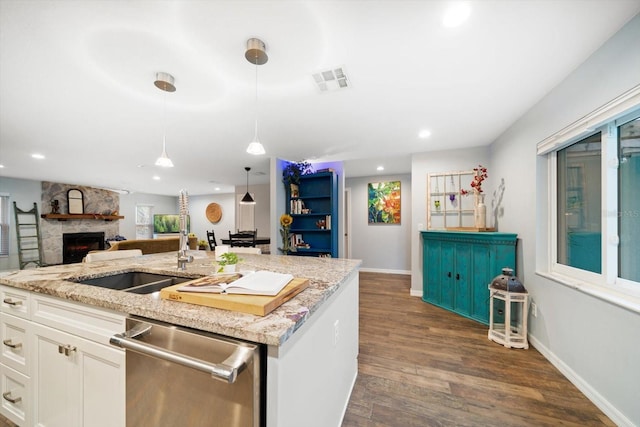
205, 202, 222, 223
279, 213, 293, 254
67, 189, 84, 214
50, 199, 60, 214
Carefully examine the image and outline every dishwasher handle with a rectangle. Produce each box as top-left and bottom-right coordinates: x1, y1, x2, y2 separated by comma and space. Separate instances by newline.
110, 326, 253, 384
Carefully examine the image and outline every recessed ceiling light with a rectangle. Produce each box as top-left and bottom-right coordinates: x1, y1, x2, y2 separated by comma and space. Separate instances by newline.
0, 164, 4, 168
152, 175, 160, 180
442, 2, 471, 28
214, 187, 221, 191
377, 166, 384, 171
419, 129, 432, 139
31, 153, 45, 159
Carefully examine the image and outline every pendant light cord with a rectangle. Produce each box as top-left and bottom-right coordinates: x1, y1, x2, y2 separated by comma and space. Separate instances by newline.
254, 55, 259, 135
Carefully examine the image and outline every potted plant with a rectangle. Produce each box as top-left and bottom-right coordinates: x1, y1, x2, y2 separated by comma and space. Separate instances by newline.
217, 252, 240, 273
197, 240, 207, 250
282, 161, 314, 187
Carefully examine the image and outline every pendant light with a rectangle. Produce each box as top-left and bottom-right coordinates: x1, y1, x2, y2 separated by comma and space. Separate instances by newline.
240, 167, 256, 204
154, 72, 175, 167
245, 38, 268, 155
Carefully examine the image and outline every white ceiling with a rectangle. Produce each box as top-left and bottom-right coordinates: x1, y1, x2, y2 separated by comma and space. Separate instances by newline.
1, 1, 639, 196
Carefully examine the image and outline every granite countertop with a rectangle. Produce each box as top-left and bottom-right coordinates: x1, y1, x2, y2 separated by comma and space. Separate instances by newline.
0, 252, 361, 346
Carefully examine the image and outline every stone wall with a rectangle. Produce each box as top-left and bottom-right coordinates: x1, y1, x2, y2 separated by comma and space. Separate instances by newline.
40, 182, 120, 265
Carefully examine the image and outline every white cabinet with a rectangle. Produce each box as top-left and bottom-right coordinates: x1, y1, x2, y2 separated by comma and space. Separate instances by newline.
32, 323, 124, 427
0, 285, 125, 427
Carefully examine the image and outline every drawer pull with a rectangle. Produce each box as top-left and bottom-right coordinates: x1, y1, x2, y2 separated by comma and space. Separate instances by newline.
2, 339, 22, 349
58, 344, 77, 356
2, 298, 22, 307
2, 391, 22, 404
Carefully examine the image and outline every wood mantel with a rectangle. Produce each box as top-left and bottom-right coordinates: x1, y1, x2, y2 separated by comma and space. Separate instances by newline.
41, 214, 124, 221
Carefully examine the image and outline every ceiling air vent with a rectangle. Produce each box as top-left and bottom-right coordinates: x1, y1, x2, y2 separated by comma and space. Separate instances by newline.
312, 66, 350, 92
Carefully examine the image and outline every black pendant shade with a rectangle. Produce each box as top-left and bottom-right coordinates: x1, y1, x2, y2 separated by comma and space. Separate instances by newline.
240, 167, 255, 204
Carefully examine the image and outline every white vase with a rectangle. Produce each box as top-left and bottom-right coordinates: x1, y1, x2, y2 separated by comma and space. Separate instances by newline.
222, 264, 236, 273
475, 194, 486, 229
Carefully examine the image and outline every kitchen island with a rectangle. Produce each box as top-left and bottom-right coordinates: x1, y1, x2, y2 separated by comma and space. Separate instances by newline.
0, 252, 361, 427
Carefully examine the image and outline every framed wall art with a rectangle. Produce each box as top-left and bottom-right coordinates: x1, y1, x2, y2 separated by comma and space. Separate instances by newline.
368, 181, 401, 224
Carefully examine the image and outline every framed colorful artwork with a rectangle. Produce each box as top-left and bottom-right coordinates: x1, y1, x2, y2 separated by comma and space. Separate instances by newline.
368, 181, 401, 224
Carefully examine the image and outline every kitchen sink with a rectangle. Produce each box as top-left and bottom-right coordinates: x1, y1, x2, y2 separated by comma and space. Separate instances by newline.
75, 272, 193, 294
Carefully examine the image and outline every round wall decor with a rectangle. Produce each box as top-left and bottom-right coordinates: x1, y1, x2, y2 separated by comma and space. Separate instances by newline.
206, 203, 222, 223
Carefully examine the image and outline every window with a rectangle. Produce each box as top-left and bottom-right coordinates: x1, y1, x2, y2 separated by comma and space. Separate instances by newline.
538, 84, 640, 301
0, 194, 9, 256
618, 116, 640, 283
135, 205, 153, 239
556, 133, 601, 273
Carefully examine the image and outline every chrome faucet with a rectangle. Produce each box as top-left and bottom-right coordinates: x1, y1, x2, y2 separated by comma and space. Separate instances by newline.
177, 189, 193, 270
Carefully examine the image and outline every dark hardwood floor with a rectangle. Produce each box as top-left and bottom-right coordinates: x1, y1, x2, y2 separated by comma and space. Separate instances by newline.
342, 272, 614, 427
0, 272, 613, 427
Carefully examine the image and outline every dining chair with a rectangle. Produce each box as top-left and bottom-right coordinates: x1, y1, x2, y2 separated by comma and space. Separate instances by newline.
228, 230, 257, 247
206, 230, 217, 250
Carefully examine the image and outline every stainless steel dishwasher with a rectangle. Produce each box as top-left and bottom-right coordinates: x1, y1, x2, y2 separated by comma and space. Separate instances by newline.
110, 317, 264, 427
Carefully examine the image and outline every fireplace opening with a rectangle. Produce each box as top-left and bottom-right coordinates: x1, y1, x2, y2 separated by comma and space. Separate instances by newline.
63, 232, 105, 264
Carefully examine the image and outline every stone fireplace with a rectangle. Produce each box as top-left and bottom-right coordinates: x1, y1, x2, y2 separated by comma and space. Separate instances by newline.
40, 182, 120, 265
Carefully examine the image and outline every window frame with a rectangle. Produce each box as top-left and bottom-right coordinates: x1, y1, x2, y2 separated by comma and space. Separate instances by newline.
537, 84, 640, 304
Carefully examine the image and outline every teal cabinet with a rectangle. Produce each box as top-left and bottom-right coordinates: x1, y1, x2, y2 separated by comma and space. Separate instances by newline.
421, 231, 517, 324
286, 171, 339, 257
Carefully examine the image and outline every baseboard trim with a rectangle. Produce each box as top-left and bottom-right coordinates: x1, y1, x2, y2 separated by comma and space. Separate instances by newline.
359, 267, 411, 275
528, 335, 634, 427
410, 289, 423, 297
337, 365, 358, 427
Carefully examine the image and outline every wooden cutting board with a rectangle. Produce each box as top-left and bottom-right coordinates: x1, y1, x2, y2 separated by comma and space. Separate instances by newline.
159, 277, 309, 316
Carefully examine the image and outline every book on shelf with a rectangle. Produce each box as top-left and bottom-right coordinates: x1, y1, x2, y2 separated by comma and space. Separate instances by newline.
178, 271, 294, 296
290, 183, 299, 198
325, 214, 331, 230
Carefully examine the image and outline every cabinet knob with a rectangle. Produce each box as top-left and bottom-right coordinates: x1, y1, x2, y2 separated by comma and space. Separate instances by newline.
456, 273, 460, 280
447, 272, 452, 278
2, 339, 22, 349
2, 391, 21, 404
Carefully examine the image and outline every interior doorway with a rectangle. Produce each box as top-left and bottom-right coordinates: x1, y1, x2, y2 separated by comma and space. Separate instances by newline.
344, 187, 352, 259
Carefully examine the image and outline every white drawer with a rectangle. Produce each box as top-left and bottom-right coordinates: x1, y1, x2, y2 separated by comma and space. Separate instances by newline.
0, 364, 30, 426
0, 287, 30, 320
31, 294, 126, 346
1, 313, 30, 376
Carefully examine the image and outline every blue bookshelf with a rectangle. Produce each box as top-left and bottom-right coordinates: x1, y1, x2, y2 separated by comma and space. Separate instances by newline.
286, 171, 338, 257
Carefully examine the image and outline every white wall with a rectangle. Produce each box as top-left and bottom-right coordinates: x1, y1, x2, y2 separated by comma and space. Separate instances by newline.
345, 174, 411, 273
486, 14, 640, 426
234, 183, 270, 238
118, 192, 178, 239
0, 177, 42, 270
410, 146, 490, 294
189, 193, 236, 247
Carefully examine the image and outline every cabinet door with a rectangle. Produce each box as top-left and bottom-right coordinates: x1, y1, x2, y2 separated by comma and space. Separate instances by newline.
32, 323, 125, 427
440, 242, 455, 309
470, 244, 491, 323
453, 243, 471, 316
423, 240, 442, 304
33, 323, 80, 427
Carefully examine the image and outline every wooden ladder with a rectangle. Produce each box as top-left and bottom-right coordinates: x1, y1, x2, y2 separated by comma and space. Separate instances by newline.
13, 202, 45, 269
